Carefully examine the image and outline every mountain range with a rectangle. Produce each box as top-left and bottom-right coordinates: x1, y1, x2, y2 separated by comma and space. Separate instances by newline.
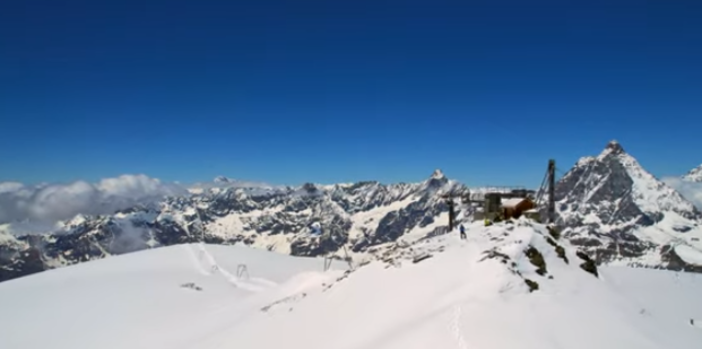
1, 141, 702, 282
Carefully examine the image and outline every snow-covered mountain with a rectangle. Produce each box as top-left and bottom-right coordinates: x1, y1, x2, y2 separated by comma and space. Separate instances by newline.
683, 164, 702, 182
1, 221, 700, 349
554, 140, 702, 272
3, 141, 702, 284
0, 170, 467, 283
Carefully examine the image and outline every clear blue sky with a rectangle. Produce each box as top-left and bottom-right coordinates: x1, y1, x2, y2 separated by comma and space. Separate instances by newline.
1, 0, 701, 187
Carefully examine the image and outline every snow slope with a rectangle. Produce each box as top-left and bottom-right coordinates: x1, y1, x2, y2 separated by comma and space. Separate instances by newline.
1, 222, 701, 349
0, 243, 349, 349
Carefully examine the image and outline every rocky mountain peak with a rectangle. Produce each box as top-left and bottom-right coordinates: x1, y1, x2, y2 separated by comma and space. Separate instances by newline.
424, 169, 449, 192
301, 182, 319, 193
430, 169, 445, 180
555, 141, 702, 271
682, 164, 702, 182
601, 139, 625, 156
213, 176, 230, 184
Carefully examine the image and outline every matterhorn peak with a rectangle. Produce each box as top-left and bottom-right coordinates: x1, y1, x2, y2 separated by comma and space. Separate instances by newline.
430, 169, 445, 180
600, 139, 625, 157
423, 168, 449, 192
555, 139, 702, 272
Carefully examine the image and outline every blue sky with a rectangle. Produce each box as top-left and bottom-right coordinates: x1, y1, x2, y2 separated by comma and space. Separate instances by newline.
1, 0, 701, 187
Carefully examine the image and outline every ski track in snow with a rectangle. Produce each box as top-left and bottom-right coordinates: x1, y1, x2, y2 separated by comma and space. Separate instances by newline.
196, 243, 240, 285
190, 243, 277, 292
450, 304, 469, 349
184, 242, 241, 287
183, 244, 212, 276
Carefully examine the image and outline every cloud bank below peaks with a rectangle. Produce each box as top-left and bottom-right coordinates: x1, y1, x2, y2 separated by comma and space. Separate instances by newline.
0, 174, 188, 225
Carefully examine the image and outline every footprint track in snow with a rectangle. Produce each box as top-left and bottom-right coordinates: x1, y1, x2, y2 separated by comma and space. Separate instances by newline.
450, 304, 469, 349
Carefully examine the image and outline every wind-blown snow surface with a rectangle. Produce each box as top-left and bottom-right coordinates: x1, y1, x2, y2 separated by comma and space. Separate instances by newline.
1, 221, 700, 349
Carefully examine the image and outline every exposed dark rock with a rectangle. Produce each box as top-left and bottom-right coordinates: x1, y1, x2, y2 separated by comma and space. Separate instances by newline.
480, 249, 511, 264
524, 278, 539, 292
180, 282, 203, 291
546, 226, 561, 240
525, 246, 547, 276
412, 254, 433, 263
576, 251, 599, 277
555, 246, 568, 264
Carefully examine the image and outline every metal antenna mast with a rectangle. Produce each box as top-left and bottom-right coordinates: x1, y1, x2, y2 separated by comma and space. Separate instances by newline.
547, 159, 556, 224
440, 190, 471, 231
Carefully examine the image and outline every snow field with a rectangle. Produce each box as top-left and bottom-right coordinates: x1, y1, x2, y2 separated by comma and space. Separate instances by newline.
0, 221, 701, 349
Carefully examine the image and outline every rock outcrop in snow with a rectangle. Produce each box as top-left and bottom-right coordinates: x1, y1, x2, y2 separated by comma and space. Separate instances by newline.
555, 140, 702, 272
370, 219, 599, 294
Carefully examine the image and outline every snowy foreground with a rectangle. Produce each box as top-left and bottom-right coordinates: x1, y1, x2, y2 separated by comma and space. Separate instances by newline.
1, 221, 701, 349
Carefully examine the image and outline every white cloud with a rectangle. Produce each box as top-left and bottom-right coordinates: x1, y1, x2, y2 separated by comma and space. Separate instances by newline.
0, 174, 188, 225
188, 176, 284, 196
661, 176, 702, 210
192, 176, 278, 190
